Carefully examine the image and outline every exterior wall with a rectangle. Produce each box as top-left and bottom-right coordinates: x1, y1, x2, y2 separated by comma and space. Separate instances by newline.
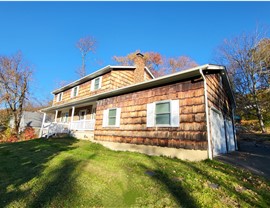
110, 69, 134, 89
53, 68, 144, 106
94, 78, 207, 150
205, 73, 232, 118
205, 72, 234, 155
53, 72, 112, 106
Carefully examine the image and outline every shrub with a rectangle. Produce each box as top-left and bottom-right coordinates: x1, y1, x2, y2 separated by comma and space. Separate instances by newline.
20, 126, 37, 140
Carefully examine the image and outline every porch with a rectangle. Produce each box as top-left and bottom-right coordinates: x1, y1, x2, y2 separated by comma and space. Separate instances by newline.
40, 102, 96, 138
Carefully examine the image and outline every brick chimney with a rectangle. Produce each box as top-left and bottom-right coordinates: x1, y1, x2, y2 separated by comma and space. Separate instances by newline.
134, 53, 145, 83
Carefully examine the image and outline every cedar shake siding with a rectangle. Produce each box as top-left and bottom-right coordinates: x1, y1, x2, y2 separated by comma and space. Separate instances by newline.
206, 73, 232, 118
53, 69, 153, 106
110, 70, 134, 89
94, 78, 207, 150
53, 72, 111, 105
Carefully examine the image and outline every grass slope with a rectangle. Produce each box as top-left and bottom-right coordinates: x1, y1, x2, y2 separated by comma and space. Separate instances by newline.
0, 137, 269, 207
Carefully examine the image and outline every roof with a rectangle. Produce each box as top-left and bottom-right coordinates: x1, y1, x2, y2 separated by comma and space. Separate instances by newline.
52, 65, 155, 94
43, 64, 236, 112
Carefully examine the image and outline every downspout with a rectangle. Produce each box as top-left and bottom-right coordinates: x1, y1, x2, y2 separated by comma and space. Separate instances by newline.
199, 68, 213, 160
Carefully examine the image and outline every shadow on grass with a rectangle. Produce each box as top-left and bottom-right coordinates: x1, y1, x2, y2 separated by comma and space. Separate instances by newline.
138, 157, 199, 208
180, 159, 270, 207
29, 154, 96, 207
0, 137, 77, 207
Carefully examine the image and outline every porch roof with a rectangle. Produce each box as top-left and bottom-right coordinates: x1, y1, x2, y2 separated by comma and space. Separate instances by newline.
42, 64, 235, 113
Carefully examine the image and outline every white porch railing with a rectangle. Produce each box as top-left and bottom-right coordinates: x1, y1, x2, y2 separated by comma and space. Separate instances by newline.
70, 120, 95, 131
43, 119, 95, 138
47, 122, 70, 138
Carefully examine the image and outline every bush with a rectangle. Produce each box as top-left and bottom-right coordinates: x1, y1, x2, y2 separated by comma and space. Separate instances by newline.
0, 126, 37, 143
21, 126, 37, 140
0, 127, 18, 143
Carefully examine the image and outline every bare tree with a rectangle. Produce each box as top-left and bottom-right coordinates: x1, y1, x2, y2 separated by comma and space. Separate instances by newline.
113, 51, 198, 77
0, 52, 32, 137
76, 36, 97, 77
214, 29, 270, 133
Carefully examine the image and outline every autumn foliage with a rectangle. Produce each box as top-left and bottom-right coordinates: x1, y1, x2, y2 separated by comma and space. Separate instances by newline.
113, 51, 198, 77
0, 126, 37, 143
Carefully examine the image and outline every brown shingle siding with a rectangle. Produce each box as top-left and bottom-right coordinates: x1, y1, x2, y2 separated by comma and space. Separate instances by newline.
94, 78, 208, 150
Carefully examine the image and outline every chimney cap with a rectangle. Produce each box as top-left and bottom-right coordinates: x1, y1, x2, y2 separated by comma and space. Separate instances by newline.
136, 52, 144, 58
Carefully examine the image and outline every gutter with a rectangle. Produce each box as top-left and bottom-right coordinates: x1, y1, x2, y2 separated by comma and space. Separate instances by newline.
199, 68, 213, 160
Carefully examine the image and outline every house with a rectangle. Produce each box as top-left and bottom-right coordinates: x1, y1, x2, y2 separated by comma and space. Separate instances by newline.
41, 53, 237, 161
9, 111, 53, 135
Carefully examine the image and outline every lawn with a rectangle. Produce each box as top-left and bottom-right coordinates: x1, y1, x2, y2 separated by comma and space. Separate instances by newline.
0, 138, 269, 207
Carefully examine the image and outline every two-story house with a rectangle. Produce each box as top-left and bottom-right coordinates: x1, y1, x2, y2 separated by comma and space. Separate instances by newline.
41, 53, 237, 161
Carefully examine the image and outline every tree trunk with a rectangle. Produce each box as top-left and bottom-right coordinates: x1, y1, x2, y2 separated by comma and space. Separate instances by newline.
254, 96, 266, 133
13, 112, 20, 138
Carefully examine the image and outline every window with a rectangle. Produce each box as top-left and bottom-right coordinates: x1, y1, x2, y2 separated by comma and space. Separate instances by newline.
156, 102, 170, 125
147, 100, 179, 127
108, 109, 117, 126
94, 77, 100, 90
102, 108, 121, 127
57, 92, 63, 102
71, 86, 79, 98
79, 110, 86, 120
61, 112, 69, 123
91, 76, 102, 91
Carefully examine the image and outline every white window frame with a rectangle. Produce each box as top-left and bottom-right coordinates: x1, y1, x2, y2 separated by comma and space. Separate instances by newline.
91, 76, 102, 91
147, 100, 180, 127
155, 100, 171, 127
71, 86, 79, 98
56, 92, 63, 102
79, 110, 87, 120
102, 108, 121, 128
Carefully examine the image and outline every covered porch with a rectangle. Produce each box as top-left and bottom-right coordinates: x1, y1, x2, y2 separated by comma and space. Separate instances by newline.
40, 102, 97, 138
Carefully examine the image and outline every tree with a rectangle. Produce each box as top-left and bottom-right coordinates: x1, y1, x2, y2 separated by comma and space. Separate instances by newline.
0, 52, 32, 137
113, 51, 197, 77
76, 36, 97, 78
214, 29, 270, 133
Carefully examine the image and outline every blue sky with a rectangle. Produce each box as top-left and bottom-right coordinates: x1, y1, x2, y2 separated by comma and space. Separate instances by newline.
0, 2, 270, 102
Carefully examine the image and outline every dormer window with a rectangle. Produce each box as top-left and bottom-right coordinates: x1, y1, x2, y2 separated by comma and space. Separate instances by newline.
56, 92, 63, 102
71, 86, 79, 98
91, 76, 102, 91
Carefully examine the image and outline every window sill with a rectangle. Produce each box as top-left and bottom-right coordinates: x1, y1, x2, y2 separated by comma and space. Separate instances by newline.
103, 126, 120, 128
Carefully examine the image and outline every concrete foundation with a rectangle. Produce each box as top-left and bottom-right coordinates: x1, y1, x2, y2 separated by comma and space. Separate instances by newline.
93, 140, 208, 161
71, 130, 94, 140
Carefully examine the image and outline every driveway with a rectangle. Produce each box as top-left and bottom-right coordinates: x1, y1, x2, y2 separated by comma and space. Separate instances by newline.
216, 140, 270, 180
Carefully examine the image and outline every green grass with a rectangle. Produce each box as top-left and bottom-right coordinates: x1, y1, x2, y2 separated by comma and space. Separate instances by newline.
0, 138, 269, 207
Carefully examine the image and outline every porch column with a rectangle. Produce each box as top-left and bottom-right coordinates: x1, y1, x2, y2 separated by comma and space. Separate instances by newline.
39, 112, 46, 138
71, 106, 75, 122
54, 110, 58, 123
70, 106, 75, 130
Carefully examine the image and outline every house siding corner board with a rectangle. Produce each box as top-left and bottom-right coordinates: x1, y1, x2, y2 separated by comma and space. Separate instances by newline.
94, 79, 208, 150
